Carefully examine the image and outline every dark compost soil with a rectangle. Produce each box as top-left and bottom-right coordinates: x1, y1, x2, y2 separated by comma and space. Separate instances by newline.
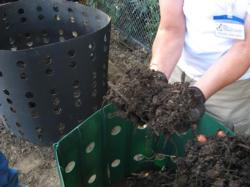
113, 135, 250, 187
106, 63, 197, 136
112, 169, 176, 187
176, 136, 250, 187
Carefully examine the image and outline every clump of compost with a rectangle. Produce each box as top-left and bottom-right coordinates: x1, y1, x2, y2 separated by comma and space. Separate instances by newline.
106, 63, 196, 136
112, 169, 175, 187
176, 135, 250, 187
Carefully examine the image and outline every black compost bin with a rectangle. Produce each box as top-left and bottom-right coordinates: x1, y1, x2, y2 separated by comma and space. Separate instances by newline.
0, 0, 111, 145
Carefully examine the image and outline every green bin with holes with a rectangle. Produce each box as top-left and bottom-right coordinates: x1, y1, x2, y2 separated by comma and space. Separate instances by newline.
53, 104, 234, 187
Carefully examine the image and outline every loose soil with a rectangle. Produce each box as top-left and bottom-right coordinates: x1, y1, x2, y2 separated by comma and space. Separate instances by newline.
106, 63, 196, 136
176, 136, 250, 187
113, 135, 250, 187
112, 169, 175, 187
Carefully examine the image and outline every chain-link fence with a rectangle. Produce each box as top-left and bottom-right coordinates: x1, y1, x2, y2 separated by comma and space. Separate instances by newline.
84, 0, 160, 49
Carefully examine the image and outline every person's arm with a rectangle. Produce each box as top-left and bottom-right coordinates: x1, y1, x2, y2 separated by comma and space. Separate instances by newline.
194, 15, 250, 100
150, 0, 185, 79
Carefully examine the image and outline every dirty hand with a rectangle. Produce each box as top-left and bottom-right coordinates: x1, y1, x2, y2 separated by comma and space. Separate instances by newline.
188, 86, 206, 122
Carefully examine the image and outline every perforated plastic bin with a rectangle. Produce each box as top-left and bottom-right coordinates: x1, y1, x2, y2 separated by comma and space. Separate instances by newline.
0, 0, 111, 145
53, 104, 234, 187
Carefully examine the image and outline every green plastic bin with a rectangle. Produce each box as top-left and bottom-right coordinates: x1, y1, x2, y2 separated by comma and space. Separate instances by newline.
53, 104, 234, 187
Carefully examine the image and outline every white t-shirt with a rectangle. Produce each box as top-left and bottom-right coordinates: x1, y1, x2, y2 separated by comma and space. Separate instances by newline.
178, 0, 250, 80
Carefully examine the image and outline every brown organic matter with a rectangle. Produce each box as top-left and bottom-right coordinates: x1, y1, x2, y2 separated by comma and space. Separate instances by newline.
112, 169, 175, 187
106, 63, 196, 136
176, 136, 250, 187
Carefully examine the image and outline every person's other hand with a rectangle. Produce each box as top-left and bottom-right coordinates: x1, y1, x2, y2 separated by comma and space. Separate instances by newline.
188, 86, 206, 122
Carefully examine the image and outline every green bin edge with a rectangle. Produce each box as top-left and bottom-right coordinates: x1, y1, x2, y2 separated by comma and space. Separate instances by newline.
53, 104, 235, 187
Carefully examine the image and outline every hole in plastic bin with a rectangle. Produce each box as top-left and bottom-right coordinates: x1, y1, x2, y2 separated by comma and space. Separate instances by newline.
91, 89, 97, 97
72, 80, 80, 89
58, 122, 65, 134
68, 8, 73, 12
53, 6, 59, 12
111, 126, 122, 136
31, 110, 39, 118
92, 105, 98, 111
28, 102, 36, 108
53, 106, 62, 115
133, 154, 144, 162
95, 15, 101, 20
86, 142, 95, 154
70, 16, 75, 23
44, 56, 52, 65
59, 29, 64, 35
24, 32, 31, 39
92, 72, 97, 79
92, 81, 97, 89
50, 89, 57, 96
88, 174, 96, 184
65, 161, 75, 173
52, 97, 60, 106
3, 89, 10, 95
26, 41, 33, 47
59, 36, 65, 42
102, 63, 107, 70
36, 127, 43, 134
73, 89, 81, 98
83, 20, 89, 26
0, 72, 3, 77
37, 6, 42, 12
72, 31, 78, 38
42, 30, 48, 37
82, 11, 88, 17
25, 92, 34, 98
10, 107, 16, 113
74, 99, 81, 107
20, 72, 27, 80
6, 98, 12, 104
111, 159, 120, 168
68, 61, 76, 68
77, 119, 83, 123
18, 130, 24, 136
104, 34, 107, 42
16, 122, 21, 128
38, 134, 42, 140
43, 37, 50, 44
5, 22, 10, 30
45, 68, 53, 76
9, 37, 15, 45
90, 53, 96, 61
104, 45, 108, 53
2, 13, 7, 21
68, 50, 76, 57
38, 14, 44, 20
18, 8, 24, 14
54, 15, 61, 21
138, 124, 148, 130
11, 46, 17, 51
20, 17, 27, 23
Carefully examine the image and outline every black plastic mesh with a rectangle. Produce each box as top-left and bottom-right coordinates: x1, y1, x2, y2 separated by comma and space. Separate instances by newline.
0, 0, 111, 145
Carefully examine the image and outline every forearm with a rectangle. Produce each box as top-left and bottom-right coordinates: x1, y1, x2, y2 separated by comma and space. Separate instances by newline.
195, 42, 250, 99
150, 28, 184, 79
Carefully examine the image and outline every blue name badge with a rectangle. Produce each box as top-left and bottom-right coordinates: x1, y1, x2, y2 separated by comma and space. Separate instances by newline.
213, 15, 245, 40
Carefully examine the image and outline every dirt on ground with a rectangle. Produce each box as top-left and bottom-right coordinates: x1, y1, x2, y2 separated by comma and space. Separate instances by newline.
0, 28, 146, 187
